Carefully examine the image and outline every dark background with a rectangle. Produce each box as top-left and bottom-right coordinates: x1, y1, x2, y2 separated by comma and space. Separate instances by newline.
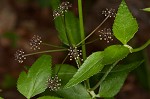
0, 0, 150, 99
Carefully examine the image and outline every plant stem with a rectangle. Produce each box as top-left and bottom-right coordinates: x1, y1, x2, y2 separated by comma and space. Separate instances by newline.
56, 54, 69, 74
76, 15, 109, 47
83, 38, 100, 46
90, 61, 119, 91
42, 43, 65, 48
131, 39, 150, 52
24, 49, 68, 56
78, 0, 90, 89
78, 0, 86, 60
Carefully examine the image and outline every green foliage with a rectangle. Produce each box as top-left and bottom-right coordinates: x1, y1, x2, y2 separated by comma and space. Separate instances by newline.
102, 61, 144, 73
102, 45, 129, 64
50, 0, 81, 46
65, 45, 129, 88
15, 0, 150, 99
53, 64, 91, 99
113, 0, 138, 44
17, 55, 52, 99
142, 8, 150, 12
65, 52, 104, 88
99, 71, 128, 97
50, 0, 60, 9
54, 11, 81, 46
53, 64, 77, 86
37, 96, 62, 99
99, 60, 143, 97
57, 84, 91, 99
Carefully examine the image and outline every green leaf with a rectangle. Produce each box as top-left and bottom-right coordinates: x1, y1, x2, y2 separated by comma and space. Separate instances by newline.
113, 0, 138, 44
102, 45, 129, 64
53, 64, 77, 86
112, 60, 144, 72
54, 11, 81, 46
50, 0, 81, 46
50, 0, 60, 9
65, 45, 129, 88
53, 64, 91, 99
102, 60, 144, 73
37, 96, 62, 99
99, 71, 128, 98
17, 55, 52, 99
57, 84, 91, 99
99, 60, 143, 97
142, 8, 150, 12
65, 52, 104, 88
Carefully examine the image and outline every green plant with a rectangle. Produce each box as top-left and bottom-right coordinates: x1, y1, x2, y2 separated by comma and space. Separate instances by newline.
15, 0, 150, 99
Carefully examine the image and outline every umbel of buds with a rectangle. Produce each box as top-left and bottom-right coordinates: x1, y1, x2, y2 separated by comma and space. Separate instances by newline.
47, 75, 61, 91
14, 49, 26, 63
29, 35, 42, 50
102, 8, 116, 18
68, 47, 83, 61
53, 1, 72, 19
98, 28, 113, 43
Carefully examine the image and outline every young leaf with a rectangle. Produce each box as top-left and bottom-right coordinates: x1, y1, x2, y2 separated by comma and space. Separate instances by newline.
142, 8, 150, 12
53, 64, 91, 99
113, 0, 138, 44
99, 60, 143, 97
37, 96, 62, 99
65, 52, 104, 88
65, 45, 129, 88
17, 55, 52, 99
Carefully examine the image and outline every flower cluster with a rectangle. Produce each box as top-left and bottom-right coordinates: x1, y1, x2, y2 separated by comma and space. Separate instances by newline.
102, 8, 116, 18
68, 47, 83, 61
14, 49, 26, 63
29, 35, 42, 50
47, 75, 61, 91
53, 1, 72, 19
68, 46, 83, 66
98, 28, 113, 43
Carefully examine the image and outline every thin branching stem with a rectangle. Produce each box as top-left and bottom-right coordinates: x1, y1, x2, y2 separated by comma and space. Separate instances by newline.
76, 15, 110, 47
42, 43, 65, 49
24, 49, 68, 57
56, 54, 69, 75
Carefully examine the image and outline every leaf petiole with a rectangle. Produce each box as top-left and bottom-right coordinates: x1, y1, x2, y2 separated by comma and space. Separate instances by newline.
131, 39, 150, 52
